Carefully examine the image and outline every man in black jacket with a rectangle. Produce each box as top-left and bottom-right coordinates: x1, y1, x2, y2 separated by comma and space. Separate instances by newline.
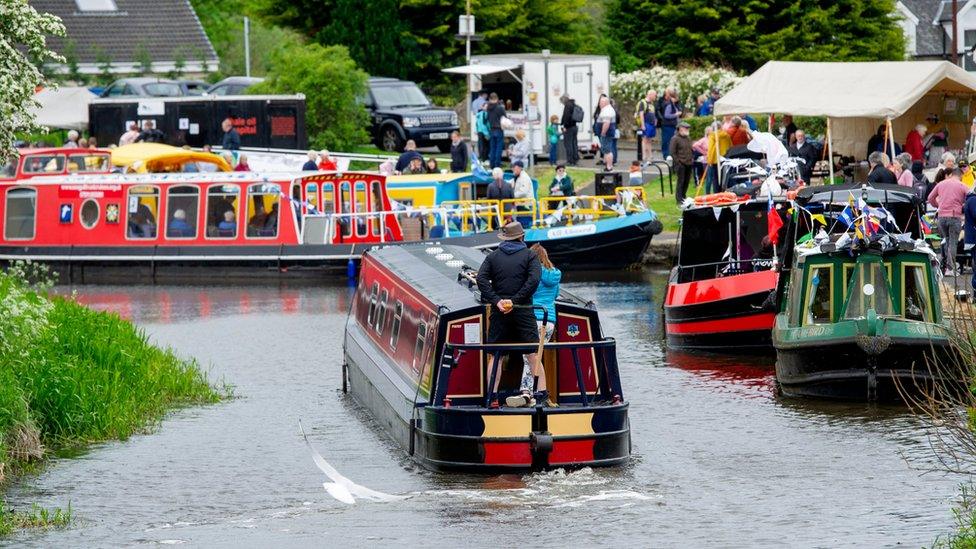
449, 131, 468, 172
866, 151, 897, 185
476, 221, 542, 408
560, 94, 579, 166
789, 129, 819, 183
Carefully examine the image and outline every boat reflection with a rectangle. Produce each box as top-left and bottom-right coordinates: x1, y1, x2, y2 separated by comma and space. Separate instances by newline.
665, 350, 776, 398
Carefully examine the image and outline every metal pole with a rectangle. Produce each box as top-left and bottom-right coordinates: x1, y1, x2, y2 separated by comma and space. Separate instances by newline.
244, 16, 251, 77
827, 117, 835, 185
953, 0, 960, 65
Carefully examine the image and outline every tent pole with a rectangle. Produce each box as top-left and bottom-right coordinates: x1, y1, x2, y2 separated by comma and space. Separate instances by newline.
887, 117, 896, 162
715, 117, 722, 190
827, 117, 835, 185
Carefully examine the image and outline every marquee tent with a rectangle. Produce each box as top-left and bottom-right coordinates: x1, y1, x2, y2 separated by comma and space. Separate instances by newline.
29, 86, 97, 131
714, 61, 976, 164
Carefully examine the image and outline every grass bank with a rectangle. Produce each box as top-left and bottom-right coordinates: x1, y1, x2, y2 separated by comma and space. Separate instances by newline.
0, 265, 222, 533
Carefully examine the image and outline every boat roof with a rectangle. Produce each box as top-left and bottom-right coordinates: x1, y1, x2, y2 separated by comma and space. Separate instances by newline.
14, 147, 110, 156
796, 183, 919, 205
111, 143, 232, 173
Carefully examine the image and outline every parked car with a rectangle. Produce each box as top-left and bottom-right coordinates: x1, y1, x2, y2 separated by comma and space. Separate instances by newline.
206, 76, 265, 96
179, 80, 210, 96
364, 77, 459, 152
99, 78, 185, 98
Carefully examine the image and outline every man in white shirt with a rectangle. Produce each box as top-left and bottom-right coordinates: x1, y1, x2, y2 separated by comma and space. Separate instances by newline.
511, 160, 533, 199
596, 96, 617, 168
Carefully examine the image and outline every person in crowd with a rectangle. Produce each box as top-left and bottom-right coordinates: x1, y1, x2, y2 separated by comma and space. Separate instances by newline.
560, 94, 580, 167
660, 88, 682, 159
692, 125, 711, 185
511, 160, 534, 220
508, 129, 531, 167
934, 152, 957, 185
476, 221, 542, 409
929, 167, 969, 275
248, 202, 270, 235
727, 116, 751, 147
220, 151, 235, 171
701, 88, 721, 116
866, 151, 896, 184
637, 90, 657, 164
596, 95, 617, 168
894, 153, 914, 188
449, 130, 469, 172
135, 120, 165, 143
610, 98, 621, 162
706, 122, 732, 193
221, 118, 240, 150
694, 95, 708, 117
789, 129, 818, 183
866, 124, 896, 157
549, 164, 573, 197
471, 90, 488, 117
905, 124, 926, 162
506, 243, 560, 408
64, 130, 80, 148
234, 154, 251, 172
395, 140, 422, 173
302, 150, 318, 171
742, 113, 758, 131
670, 121, 694, 204
167, 209, 192, 237
425, 157, 439, 173
629, 160, 643, 185
218, 210, 237, 235
487, 92, 507, 169
476, 102, 491, 163
964, 186, 976, 292
546, 115, 560, 166
88, 137, 98, 149
961, 160, 975, 188
119, 123, 140, 146
487, 166, 514, 203
128, 203, 157, 238
406, 156, 425, 175
318, 150, 337, 171
78, 137, 89, 148
782, 115, 797, 146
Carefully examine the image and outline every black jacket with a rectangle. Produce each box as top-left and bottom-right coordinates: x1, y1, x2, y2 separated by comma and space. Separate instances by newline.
486, 180, 514, 201
561, 100, 577, 129
476, 243, 541, 305
867, 165, 897, 185
135, 128, 165, 143
487, 102, 506, 131
789, 141, 819, 180
450, 140, 468, 172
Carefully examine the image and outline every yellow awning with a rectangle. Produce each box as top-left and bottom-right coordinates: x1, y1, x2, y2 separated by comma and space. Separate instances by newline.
111, 143, 232, 173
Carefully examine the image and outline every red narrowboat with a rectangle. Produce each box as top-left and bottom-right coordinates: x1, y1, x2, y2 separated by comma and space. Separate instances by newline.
344, 244, 631, 472
664, 197, 784, 351
0, 171, 498, 282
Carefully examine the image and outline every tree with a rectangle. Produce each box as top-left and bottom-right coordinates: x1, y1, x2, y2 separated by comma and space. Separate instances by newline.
134, 42, 153, 75
605, 0, 905, 72
248, 43, 369, 150
318, 0, 417, 79
0, 1, 65, 159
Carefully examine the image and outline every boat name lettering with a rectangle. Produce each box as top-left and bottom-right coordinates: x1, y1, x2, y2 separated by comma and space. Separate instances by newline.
799, 325, 830, 338
547, 224, 597, 239
58, 184, 123, 199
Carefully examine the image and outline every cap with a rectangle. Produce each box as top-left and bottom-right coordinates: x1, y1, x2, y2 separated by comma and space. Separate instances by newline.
677, 121, 691, 129
512, 160, 524, 168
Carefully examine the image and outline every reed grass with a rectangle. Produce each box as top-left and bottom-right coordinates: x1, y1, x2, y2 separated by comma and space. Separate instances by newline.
0, 267, 222, 533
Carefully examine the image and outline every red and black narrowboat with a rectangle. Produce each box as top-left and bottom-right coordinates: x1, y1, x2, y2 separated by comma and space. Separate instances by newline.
664, 197, 785, 351
343, 244, 630, 472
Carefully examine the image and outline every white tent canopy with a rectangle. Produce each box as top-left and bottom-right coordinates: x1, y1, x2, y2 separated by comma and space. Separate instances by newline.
442, 63, 521, 76
714, 61, 976, 159
29, 86, 97, 131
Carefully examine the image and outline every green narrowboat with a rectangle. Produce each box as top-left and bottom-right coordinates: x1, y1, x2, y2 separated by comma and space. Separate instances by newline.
773, 240, 964, 401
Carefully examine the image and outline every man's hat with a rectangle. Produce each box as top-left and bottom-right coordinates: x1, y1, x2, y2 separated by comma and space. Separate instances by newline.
498, 221, 525, 241
677, 121, 691, 129
512, 160, 524, 168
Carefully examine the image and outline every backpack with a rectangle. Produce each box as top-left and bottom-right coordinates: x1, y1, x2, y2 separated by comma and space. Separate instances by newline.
571, 104, 584, 123
634, 99, 647, 126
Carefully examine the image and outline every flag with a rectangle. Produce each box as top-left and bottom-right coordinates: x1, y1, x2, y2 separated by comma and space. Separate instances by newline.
767, 194, 784, 245
810, 213, 826, 226
920, 214, 933, 235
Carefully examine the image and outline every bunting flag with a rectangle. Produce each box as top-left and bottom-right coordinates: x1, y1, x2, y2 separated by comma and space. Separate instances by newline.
920, 214, 934, 235
767, 194, 784, 245
838, 193, 857, 227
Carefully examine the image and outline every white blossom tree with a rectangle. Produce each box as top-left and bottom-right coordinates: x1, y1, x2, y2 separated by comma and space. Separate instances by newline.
0, 0, 65, 159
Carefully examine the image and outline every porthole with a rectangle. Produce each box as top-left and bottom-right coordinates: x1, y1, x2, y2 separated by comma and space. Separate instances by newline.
80, 199, 99, 229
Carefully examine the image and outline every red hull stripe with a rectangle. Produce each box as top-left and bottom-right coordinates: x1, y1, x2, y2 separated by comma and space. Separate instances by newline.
483, 442, 532, 465
666, 312, 776, 335
665, 270, 778, 307
548, 439, 595, 465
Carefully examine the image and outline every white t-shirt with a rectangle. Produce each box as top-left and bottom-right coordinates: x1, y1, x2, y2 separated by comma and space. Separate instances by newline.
513, 171, 533, 199
598, 105, 616, 125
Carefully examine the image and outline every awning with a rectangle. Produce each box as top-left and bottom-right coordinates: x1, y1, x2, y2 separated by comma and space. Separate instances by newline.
442, 62, 521, 76
29, 86, 97, 131
715, 60, 976, 118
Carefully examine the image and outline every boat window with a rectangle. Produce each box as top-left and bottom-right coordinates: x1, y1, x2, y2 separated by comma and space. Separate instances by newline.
166, 185, 199, 239
902, 264, 931, 322
4, 187, 37, 240
206, 185, 240, 238
413, 320, 428, 373
843, 262, 894, 319
304, 182, 319, 212
339, 182, 352, 238
354, 181, 368, 237
322, 183, 335, 214
787, 263, 805, 326
367, 282, 380, 326
22, 154, 64, 174
803, 265, 833, 325
390, 300, 403, 349
371, 181, 384, 236
80, 199, 99, 229
246, 183, 281, 238
844, 262, 892, 300
67, 153, 110, 173
375, 289, 389, 334
126, 185, 159, 239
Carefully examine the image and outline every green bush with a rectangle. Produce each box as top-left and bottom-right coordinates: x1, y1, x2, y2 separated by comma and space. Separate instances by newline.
249, 43, 369, 151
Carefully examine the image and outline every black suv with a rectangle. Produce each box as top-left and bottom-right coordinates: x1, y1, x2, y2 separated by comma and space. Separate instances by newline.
365, 77, 459, 152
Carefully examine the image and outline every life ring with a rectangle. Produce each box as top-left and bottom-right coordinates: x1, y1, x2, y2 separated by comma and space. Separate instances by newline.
694, 192, 739, 206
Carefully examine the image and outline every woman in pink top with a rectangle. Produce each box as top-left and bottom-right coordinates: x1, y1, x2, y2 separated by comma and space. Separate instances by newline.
892, 153, 914, 187
928, 167, 969, 274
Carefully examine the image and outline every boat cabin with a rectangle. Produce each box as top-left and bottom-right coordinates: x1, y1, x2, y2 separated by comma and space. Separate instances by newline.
1, 148, 112, 180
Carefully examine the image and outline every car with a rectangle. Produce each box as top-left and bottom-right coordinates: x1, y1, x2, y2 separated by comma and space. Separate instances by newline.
178, 79, 210, 96
206, 76, 265, 96
100, 78, 186, 98
364, 77, 459, 152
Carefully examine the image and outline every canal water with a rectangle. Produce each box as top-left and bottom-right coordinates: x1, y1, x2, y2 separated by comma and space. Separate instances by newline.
4, 272, 966, 547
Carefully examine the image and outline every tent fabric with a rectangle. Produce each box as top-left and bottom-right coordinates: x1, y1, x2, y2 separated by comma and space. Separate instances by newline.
29, 86, 97, 131
442, 63, 521, 76
714, 61, 976, 118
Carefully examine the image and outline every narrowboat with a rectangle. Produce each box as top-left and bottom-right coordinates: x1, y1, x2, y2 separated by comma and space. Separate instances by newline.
773, 185, 965, 401
664, 194, 785, 351
343, 244, 631, 472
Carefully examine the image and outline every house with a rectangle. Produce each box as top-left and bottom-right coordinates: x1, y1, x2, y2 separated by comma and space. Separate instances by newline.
898, 0, 976, 71
30, 0, 219, 75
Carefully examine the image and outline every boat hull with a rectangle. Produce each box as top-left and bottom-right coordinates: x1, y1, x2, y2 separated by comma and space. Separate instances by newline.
525, 211, 660, 271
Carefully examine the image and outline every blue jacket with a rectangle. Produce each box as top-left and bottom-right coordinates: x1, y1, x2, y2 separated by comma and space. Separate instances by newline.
222, 128, 241, 150
964, 192, 976, 245
532, 267, 561, 324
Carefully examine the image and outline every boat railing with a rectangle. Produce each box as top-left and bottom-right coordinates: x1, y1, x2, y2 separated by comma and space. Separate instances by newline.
302, 205, 503, 244
538, 194, 645, 226
433, 339, 623, 409
438, 200, 503, 233
675, 258, 776, 283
